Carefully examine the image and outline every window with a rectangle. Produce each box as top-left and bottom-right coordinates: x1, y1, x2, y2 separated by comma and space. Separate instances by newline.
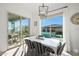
41, 16, 63, 38
8, 13, 30, 49
21, 18, 30, 38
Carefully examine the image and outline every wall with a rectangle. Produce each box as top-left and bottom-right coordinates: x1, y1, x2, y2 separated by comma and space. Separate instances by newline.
0, 7, 8, 51
68, 4, 79, 55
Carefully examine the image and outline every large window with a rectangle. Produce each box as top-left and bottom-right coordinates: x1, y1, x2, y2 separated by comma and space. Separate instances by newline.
41, 16, 63, 38
8, 13, 30, 49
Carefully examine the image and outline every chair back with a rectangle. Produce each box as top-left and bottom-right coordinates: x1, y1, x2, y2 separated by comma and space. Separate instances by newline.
38, 42, 44, 55
33, 41, 39, 55
57, 43, 66, 56
25, 39, 32, 49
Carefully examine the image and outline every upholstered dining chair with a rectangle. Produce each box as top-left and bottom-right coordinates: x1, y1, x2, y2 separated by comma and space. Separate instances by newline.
32, 41, 40, 55
45, 46, 55, 56
37, 42, 46, 56
32, 41, 49, 56
57, 43, 66, 56
24, 39, 37, 56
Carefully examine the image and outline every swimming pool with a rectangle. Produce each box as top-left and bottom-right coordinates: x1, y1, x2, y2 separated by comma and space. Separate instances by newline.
41, 32, 63, 38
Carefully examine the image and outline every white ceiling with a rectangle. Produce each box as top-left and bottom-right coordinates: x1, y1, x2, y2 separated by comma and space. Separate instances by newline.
12, 3, 70, 15
0, 3, 71, 18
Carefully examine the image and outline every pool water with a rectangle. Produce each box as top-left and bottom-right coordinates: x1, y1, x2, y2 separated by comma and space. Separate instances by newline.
41, 32, 63, 38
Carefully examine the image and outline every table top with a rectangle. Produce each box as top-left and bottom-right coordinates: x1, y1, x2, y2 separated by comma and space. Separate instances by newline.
23, 36, 65, 48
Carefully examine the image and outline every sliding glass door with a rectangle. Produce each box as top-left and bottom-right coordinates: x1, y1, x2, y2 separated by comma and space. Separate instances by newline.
8, 13, 30, 49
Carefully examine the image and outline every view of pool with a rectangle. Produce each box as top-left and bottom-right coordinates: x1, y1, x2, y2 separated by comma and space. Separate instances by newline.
41, 32, 63, 38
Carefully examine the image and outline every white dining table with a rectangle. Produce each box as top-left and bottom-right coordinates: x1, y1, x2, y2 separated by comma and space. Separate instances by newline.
23, 36, 65, 55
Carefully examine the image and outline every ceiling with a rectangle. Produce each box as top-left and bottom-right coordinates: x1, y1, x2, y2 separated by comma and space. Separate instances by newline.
0, 3, 70, 13
0, 3, 71, 19
16, 3, 70, 15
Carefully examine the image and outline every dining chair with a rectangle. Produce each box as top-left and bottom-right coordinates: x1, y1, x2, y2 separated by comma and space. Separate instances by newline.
33, 41, 40, 56
45, 46, 55, 56
24, 39, 37, 56
25, 40, 31, 48
32, 41, 48, 56
36, 42, 50, 56
41, 44, 51, 56
57, 43, 66, 56
37, 42, 46, 56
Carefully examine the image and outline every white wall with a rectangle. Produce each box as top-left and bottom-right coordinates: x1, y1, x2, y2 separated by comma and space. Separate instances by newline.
30, 15, 40, 36
68, 4, 79, 55
0, 7, 8, 51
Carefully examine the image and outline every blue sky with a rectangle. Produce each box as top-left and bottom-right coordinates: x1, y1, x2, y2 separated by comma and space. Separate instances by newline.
41, 16, 63, 27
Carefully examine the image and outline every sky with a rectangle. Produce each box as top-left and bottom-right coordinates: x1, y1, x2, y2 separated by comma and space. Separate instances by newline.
41, 16, 63, 27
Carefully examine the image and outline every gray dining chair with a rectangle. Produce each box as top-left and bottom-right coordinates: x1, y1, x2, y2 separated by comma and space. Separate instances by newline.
45, 46, 55, 56
57, 43, 66, 56
33, 41, 40, 56
37, 42, 46, 56
32, 41, 49, 56
24, 39, 37, 56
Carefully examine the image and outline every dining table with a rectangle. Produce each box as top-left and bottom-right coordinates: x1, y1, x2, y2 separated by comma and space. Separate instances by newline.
23, 36, 65, 55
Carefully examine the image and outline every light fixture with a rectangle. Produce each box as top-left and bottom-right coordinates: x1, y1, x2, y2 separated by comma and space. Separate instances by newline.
38, 3, 68, 18
39, 3, 48, 18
